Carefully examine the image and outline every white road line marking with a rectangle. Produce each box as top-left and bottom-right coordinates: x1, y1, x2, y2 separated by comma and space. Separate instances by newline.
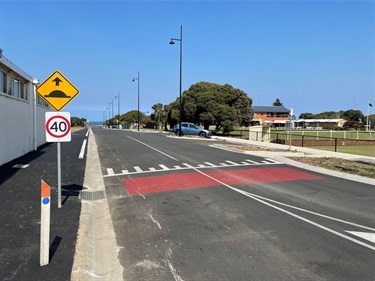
127, 136, 179, 161
103, 159, 283, 178
239, 192, 375, 232
345, 231, 375, 243
189, 166, 375, 251
134, 166, 143, 172
85, 128, 91, 137
265, 158, 280, 164
78, 139, 87, 159
107, 168, 114, 175
245, 159, 258, 164
12, 164, 29, 168
159, 164, 169, 170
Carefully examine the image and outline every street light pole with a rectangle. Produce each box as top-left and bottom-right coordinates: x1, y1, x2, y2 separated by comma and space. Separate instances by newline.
114, 93, 120, 128
170, 25, 183, 136
132, 71, 140, 131
112, 98, 114, 120
118, 92, 120, 128
108, 103, 111, 124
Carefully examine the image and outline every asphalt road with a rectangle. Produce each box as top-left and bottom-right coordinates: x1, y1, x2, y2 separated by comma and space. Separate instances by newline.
0, 128, 87, 281
92, 127, 375, 281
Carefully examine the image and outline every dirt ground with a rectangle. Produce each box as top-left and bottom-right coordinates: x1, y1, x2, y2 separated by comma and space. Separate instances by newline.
227, 145, 375, 179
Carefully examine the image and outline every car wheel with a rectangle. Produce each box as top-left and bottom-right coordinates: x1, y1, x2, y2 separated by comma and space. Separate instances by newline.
176, 130, 182, 136
199, 132, 206, 138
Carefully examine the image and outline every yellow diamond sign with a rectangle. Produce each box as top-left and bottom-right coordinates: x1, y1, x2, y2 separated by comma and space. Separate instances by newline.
36, 70, 79, 111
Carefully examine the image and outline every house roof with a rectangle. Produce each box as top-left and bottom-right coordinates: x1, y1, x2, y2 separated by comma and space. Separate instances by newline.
252, 106, 290, 113
296, 119, 346, 123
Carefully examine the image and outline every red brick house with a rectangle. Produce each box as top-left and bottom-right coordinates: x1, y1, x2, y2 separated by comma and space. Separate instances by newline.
251, 106, 291, 128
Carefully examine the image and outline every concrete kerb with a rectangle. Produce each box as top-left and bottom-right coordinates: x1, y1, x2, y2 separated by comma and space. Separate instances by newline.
71, 131, 124, 280
212, 136, 374, 186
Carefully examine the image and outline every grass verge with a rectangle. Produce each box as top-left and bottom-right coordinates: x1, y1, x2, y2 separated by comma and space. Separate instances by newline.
226, 144, 375, 179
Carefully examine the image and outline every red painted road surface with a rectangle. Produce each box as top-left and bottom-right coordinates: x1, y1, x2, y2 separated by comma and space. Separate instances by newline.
123, 167, 322, 195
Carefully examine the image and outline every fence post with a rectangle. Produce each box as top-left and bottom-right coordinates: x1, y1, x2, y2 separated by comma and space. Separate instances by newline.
334, 138, 337, 152
302, 135, 304, 147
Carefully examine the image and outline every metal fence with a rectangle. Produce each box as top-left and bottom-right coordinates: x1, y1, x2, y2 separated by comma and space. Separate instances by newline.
218, 129, 375, 157
272, 132, 375, 156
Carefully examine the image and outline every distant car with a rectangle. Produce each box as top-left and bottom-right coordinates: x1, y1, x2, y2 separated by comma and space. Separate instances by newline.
173, 122, 212, 138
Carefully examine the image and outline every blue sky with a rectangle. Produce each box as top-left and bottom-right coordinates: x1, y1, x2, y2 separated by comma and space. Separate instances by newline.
1, 0, 374, 122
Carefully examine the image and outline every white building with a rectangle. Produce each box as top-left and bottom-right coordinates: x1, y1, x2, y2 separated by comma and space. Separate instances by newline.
0, 50, 51, 166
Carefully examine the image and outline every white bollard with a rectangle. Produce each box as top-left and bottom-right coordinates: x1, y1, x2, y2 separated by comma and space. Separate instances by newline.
40, 180, 51, 266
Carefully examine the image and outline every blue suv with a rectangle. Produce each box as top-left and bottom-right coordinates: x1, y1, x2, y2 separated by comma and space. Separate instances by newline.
173, 122, 212, 138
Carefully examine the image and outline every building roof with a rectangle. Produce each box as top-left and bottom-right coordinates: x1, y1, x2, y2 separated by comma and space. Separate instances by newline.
252, 106, 290, 113
0, 53, 34, 82
296, 119, 346, 123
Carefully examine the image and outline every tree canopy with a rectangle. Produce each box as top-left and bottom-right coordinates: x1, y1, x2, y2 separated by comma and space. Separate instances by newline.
166, 82, 253, 133
273, 98, 283, 106
299, 110, 365, 122
71, 117, 86, 127
151, 103, 168, 130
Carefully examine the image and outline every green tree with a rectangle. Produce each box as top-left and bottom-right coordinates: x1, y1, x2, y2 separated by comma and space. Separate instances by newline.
367, 114, 375, 130
272, 98, 283, 106
342, 109, 365, 122
71, 117, 85, 127
299, 112, 316, 119
316, 111, 339, 119
121, 110, 148, 129
151, 103, 167, 130
166, 82, 253, 133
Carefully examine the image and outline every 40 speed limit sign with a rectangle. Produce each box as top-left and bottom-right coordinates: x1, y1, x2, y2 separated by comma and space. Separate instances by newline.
45, 112, 71, 142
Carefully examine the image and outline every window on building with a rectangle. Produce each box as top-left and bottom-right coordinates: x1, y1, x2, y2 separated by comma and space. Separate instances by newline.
267, 112, 275, 117
37, 95, 49, 107
13, 78, 19, 98
8, 77, 13, 95
20, 82, 27, 100
1, 71, 7, 94
0, 71, 5, 93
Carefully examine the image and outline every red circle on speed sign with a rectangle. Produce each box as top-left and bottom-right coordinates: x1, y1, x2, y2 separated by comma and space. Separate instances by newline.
46, 115, 71, 138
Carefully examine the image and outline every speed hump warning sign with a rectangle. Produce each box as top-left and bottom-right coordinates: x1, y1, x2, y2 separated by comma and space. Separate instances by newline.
37, 71, 79, 111
45, 112, 71, 142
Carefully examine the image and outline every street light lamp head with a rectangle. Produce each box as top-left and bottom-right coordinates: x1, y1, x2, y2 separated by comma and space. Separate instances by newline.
132, 78, 135, 82
169, 39, 175, 45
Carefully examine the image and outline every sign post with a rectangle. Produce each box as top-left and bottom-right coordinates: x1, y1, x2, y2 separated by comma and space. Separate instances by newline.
40, 180, 51, 266
45, 112, 71, 208
37, 70, 79, 209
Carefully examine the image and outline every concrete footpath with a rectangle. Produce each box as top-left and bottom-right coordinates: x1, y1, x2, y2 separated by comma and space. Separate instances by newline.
213, 136, 375, 186
70, 130, 123, 280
